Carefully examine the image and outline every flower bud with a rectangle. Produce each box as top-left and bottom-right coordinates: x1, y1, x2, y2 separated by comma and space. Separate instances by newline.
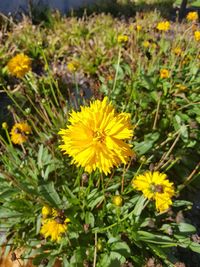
2, 122, 8, 130
25, 108, 31, 115
112, 195, 123, 207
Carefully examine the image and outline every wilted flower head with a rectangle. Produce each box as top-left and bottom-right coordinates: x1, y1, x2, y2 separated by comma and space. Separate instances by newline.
132, 171, 175, 213
10, 122, 31, 145
7, 53, 31, 78
187, 11, 198, 21
117, 35, 128, 43
58, 97, 134, 175
160, 69, 170, 79
194, 31, 200, 41
156, 21, 170, 32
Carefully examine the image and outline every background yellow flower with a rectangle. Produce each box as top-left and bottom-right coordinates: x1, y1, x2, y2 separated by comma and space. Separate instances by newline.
10, 122, 31, 145
160, 69, 170, 79
132, 171, 175, 213
59, 97, 134, 174
187, 12, 198, 21
117, 35, 128, 43
7, 53, 31, 78
156, 21, 170, 32
194, 31, 200, 41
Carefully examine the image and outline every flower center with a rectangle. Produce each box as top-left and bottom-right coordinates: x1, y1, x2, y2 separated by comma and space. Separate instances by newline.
93, 130, 105, 143
150, 183, 164, 194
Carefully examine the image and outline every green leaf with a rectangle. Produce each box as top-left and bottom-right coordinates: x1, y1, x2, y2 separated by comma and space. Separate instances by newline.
111, 242, 131, 258
178, 223, 196, 233
85, 211, 95, 227
133, 195, 147, 217
134, 132, 160, 156
172, 200, 193, 207
88, 195, 104, 210
38, 181, 62, 208
189, 242, 200, 253
110, 251, 126, 266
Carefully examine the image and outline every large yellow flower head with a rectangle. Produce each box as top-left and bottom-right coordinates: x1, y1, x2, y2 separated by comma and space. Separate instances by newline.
58, 97, 134, 175
10, 122, 31, 145
7, 53, 31, 78
187, 11, 198, 21
156, 21, 170, 32
132, 171, 175, 213
40, 218, 70, 242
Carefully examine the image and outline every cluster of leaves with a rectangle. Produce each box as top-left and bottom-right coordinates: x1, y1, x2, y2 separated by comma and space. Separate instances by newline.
0, 9, 199, 267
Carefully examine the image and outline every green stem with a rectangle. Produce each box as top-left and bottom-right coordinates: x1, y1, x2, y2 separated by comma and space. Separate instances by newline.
112, 46, 121, 93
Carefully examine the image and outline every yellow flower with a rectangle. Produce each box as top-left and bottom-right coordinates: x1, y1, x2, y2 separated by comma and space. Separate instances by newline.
67, 61, 79, 72
160, 69, 170, 79
10, 122, 31, 145
117, 35, 128, 43
187, 11, 198, 21
2, 122, 8, 130
194, 31, 200, 41
156, 21, 170, 32
142, 40, 150, 48
132, 171, 175, 213
136, 25, 142, 32
58, 97, 134, 175
113, 195, 123, 207
7, 53, 31, 78
40, 218, 70, 242
173, 47, 182, 56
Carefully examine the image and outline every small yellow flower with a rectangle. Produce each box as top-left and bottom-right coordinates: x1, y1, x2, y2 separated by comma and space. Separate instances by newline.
10, 122, 31, 145
67, 61, 79, 72
156, 21, 170, 32
58, 97, 134, 175
117, 35, 128, 43
160, 69, 170, 79
187, 11, 198, 21
40, 218, 70, 242
132, 171, 175, 213
194, 31, 200, 41
7, 53, 31, 78
2, 122, 8, 130
142, 40, 150, 48
173, 47, 182, 56
113, 195, 123, 207
136, 25, 142, 32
